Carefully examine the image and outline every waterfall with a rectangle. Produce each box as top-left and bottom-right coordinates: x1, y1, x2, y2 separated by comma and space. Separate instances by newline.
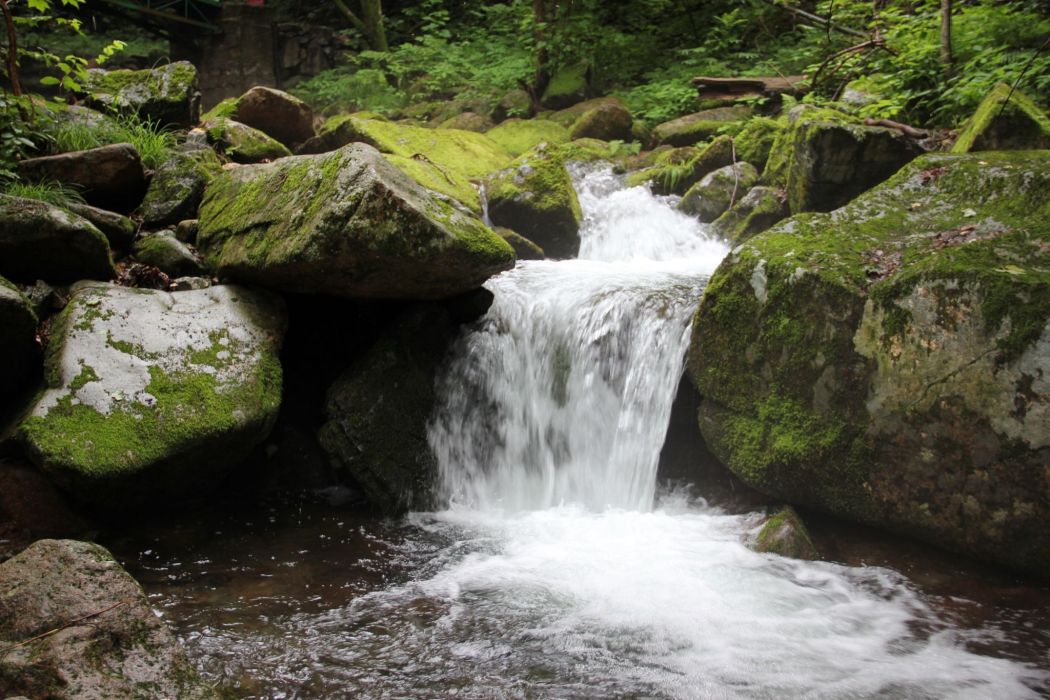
429, 165, 728, 512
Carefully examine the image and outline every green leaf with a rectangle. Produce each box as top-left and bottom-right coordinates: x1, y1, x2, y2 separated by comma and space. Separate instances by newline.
39, 76, 61, 86
27, 0, 50, 12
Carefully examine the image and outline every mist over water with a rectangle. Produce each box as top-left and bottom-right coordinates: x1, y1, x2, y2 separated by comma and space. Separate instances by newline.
118, 166, 1050, 699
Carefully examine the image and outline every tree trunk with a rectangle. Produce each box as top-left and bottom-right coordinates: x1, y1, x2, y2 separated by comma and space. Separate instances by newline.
361, 0, 388, 53
0, 0, 22, 96
940, 0, 953, 68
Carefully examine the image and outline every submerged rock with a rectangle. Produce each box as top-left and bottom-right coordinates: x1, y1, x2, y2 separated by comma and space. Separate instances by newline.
952, 83, 1050, 153
17, 143, 147, 213
688, 151, 1050, 573
198, 143, 513, 299
486, 144, 582, 259
754, 506, 818, 560
678, 162, 759, 223
81, 61, 201, 128
18, 282, 285, 510
0, 196, 115, 284
0, 539, 217, 699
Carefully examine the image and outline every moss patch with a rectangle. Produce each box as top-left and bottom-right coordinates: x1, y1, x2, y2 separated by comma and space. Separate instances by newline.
952, 83, 1050, 153
486, 119, 571, 157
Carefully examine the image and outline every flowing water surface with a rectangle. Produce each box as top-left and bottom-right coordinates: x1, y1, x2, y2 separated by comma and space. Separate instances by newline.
111, 166, 1050, 699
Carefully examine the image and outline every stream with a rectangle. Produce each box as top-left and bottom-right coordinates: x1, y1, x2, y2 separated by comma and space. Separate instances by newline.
109, 165, 1050, 699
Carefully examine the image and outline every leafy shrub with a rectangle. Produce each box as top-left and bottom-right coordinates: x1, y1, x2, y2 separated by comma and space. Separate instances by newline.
47, 112, 176, 169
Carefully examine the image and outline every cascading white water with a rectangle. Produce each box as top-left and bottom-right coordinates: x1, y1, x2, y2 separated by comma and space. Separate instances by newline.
430, 164, 727, 511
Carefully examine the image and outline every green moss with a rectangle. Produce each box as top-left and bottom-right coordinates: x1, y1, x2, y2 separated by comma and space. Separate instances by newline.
68, 362, 99, 392
486, 119, 571, 157
385, 154, 481, 211
755, 506, 817, 559
201, 97, 237, 121
542, 63, 588, 105
21, 351, 281, 479
953, 83, 1050, 153
733, 117, 782, 173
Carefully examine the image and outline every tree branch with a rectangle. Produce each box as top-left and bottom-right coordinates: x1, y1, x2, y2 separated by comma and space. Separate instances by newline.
0, 0, 22, 96
759, 0, 868, 39
330, 0, 367, 36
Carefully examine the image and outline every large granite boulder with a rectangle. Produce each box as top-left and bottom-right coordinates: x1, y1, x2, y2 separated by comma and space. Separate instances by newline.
18, 282, 286, 510
0, 539, 217, 699
319, 294, 492, 513
688, 151, 1050, 573
486, 143, 582, 259
17, 143, 147, 213
0, 197, 115, 284
678, 161, 759, 222
206, 86, 315, 148
81, 61, 201, 128
764, 106, 923, 214
952, 83, 1050, 153
197, 143, 514, 299
137, 147, 223, 227
0, 277, 39, 402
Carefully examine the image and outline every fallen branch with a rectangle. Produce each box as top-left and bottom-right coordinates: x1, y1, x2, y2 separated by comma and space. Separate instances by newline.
864, 118, 928, 139
0, 599, 134, 656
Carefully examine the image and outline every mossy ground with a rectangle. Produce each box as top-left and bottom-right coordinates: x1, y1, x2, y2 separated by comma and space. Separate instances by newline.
485, 119, 571, 157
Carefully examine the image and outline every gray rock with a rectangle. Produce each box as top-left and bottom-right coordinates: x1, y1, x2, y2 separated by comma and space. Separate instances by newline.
171, 276, 212, 291
222, 86, 315, 148
63, 202, 137, 249
0, 539, 217, 699
710, 185, 789, 244
486, 143, 582, 259
197, 143, 514, 299
569, 102, 633, 142
678, 161, 759, 222
18, 282, 286, 510
17, 143, 147, 213
138, 148, 223, 228
0, 196, 115, 284
176, 218, 199, 243
0, 276, 39, 401
202, 117, 292, 164
495, 226, 544, 260
133, 231, 206, 277
689, 151, 1050, 573
753, 506, 817, 559
652, 106, 751, 148
82, 61, 201, 128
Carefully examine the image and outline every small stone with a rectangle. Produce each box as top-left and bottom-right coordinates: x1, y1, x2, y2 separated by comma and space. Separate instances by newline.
754, 506, 818, 560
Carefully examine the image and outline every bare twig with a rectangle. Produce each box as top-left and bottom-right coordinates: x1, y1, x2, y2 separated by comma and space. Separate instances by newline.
864, 118, 928, 139
0, 599, 134, 656
997, 35, 1050, 120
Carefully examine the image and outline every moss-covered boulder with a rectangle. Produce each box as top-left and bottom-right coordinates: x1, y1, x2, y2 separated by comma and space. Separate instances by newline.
486, 143, 582, 259
493, 88, 533, 123
688, 151, 1050, 573
209, 86, 315, 148
297, 115, 513, 212
138, 147, 223, 227
63, 202, 137, 249
82, 61, 200, 128
202, 118, 292, 164
0, 539, 217, 699
541, 62, 590, 109
485, 118, 571, 158
764, 106, 923, 214
678, 162, 759, 223
18, 282, 285, 510
0, 276, 39, 403
710, 185, 789, 244
133, 231, 205, 277
952, 83, 1050, 153
733, 116, 783, 174
0, 196, 115, 284
754, 506, 818, 559
651, 106, 751, 148
495, 226, 544, 260
197, 143, 513, 299
569, 101, 633, 142
319, 295, 491, 513
18, 143, 147, 213
439, 111, 493, 132
628, 136, 735, 196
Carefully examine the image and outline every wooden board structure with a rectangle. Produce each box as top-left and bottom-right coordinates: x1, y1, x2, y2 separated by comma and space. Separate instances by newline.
692, 76, 806, 102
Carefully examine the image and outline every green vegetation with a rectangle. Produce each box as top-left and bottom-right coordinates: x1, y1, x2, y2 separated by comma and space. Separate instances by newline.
2, 178, 84, 206
47, 111, 177, 169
